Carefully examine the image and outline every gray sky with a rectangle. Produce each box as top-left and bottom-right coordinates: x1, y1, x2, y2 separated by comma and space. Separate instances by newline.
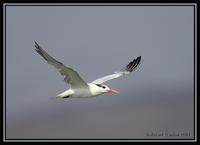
5, 5, 194, 139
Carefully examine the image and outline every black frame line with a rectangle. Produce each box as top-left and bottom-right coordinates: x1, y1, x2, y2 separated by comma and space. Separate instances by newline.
4, 4, 196, 6
4, 4, 7, 142
3, 4, 197, 142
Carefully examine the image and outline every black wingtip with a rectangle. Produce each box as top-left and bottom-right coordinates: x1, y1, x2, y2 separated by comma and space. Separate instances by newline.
126, 56, 141, 72
34, 41, 39, 49
135, 56, 141, 63
34, 41, 42, 53
34, 41, 43, 54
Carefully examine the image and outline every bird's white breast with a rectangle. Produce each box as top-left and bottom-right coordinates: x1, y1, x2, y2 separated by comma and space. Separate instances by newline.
88, 83, 105, 96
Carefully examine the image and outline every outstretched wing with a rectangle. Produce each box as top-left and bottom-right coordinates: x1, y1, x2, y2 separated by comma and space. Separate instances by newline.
34, 41, 88, 89
91, 56, 141, 84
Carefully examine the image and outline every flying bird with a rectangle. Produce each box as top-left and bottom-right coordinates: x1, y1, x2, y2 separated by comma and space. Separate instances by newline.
34, 42, 141, 99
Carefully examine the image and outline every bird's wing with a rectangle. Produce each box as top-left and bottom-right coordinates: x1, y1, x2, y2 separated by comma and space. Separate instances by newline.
91, 56, 141, 84
34, 42, 88, 89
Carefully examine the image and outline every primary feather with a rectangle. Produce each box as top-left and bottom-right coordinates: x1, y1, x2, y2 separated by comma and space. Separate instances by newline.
91, 56, 141, 84
34, 41, 88, 90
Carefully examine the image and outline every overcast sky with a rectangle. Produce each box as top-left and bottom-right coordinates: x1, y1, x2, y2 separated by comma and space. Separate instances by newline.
5, 5, 195, 139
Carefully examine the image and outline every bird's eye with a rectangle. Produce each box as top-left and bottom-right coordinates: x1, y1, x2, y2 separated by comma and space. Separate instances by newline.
96, 84, 106, 89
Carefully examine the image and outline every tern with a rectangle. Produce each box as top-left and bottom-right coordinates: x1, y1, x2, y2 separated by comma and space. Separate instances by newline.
34, 42, 141, 99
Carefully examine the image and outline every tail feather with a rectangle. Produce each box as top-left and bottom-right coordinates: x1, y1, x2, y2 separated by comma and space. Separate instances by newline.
55, 95, 70, 99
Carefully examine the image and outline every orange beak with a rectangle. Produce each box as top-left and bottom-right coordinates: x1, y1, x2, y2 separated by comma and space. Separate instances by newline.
107, 88, 119, 94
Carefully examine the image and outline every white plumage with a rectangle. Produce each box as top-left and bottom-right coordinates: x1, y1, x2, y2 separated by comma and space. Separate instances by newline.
34, 42, 141, 98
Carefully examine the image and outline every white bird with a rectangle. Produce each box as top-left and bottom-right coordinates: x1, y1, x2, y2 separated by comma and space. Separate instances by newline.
34, 42, 141, 99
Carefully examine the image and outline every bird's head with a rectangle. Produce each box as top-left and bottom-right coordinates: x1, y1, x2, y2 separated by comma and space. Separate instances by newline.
95, 84, 119, 94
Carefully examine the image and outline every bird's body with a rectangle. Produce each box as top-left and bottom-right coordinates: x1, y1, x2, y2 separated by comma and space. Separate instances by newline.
34, 42, 141, 99
56, 83, 108, 98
